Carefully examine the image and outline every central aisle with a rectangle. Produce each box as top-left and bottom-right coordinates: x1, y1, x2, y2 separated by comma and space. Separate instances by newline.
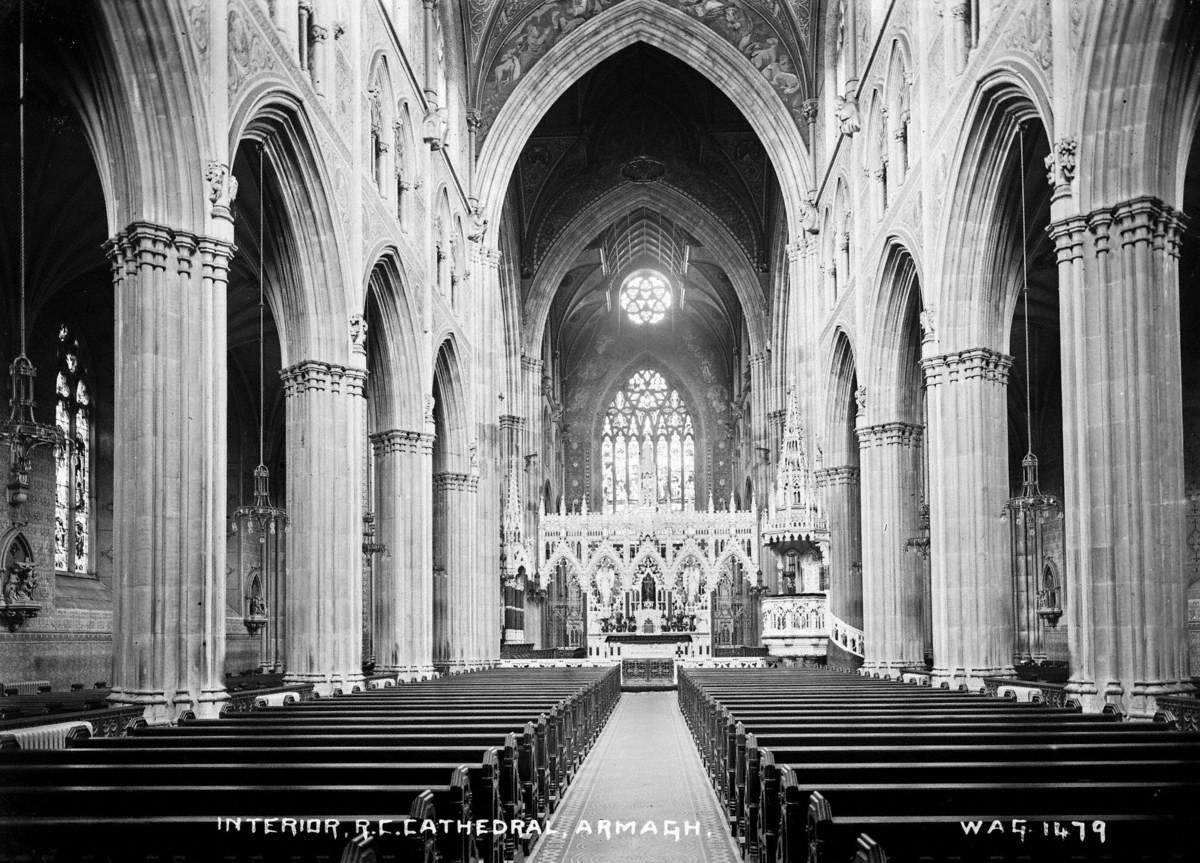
528, 690, 740, 863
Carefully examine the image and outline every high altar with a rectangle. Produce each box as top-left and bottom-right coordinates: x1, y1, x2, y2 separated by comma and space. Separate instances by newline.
537, 499, 761, 662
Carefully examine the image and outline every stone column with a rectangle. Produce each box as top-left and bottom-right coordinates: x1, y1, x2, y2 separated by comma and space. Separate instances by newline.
105, 224, 231, 722
308, 23, 327, 93
1050, 198, 1191, 716
921, 348, 1014, 689
749, 351, 771, 556
371, 429, 434, 678
432, 471, 478, 669
948, 1, 971, 75
856, 422, 924, 675
818, 466, 862, 628
499, 413, 526, 643
297, 0, 311, 71
422, 0, 438, 103
280, 361, 367, 695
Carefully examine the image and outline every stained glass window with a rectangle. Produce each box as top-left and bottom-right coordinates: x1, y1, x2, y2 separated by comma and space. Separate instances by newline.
601, 369, 695, 513
54, 325, 90, 574
619, 270, 671, 325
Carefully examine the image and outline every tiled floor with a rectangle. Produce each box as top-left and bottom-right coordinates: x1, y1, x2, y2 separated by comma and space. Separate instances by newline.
528, 691, 740, 863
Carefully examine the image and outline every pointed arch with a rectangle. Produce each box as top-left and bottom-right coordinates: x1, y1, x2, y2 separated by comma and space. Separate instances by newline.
826, 329, 860, 467
864, 239, 925, 425
936, 69, 1052, 352
364, 248, 424, 431
432, 335, 469, 474
474, 0, 812, 247
523, 181, 767, 355
230, 90, 352, 364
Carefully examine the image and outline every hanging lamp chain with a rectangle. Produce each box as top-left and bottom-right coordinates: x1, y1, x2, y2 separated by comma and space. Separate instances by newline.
257, 142, 265, 470
1016, 121, 1041, 499
18, 0, 26, 359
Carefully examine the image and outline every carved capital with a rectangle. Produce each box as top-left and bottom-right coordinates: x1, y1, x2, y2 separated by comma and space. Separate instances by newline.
814, 465, 860, 488
370, 428, 435, 456
279, 360, 369, 399
1047, 215, 1089, 265
800, 99, 819, 125
855, 421, 923, 448
920, 348, 1013, 388
433, 471, 479, 493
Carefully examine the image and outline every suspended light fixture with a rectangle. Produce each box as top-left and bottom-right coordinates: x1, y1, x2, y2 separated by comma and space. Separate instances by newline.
1, 1, 64, 632
230, 143, 288, 639
1003, 122, 1064, 668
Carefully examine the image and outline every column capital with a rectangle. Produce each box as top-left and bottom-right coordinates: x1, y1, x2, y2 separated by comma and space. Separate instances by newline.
499, 414, 526, 432
104, 221, 176, 273
920, 348, 1012, 388
1046, 215, 1088, 264
280, 360, 369, 398
370, 428, 434, 455
815, 465, 860, 487
748, 351, 769, 370
521, 354, 544, 375
433, 471, 479, 493
855, 422, 923, 448
473, 245, 502, 269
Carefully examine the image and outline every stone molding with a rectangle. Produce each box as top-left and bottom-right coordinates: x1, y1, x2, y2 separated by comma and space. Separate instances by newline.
815, 465, 861, 488
370, 428, 434, 456
855, 422, 923, 448
920, 348, 1012, 388
433, 471, 479, 493
279, 360, 369, 398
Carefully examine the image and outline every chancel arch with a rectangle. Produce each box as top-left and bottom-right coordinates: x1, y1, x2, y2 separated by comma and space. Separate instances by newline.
474, 0, 814, 249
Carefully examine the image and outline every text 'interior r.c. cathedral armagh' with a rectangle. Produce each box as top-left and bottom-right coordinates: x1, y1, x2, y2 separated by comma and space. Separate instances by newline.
1, 2, 1200, 860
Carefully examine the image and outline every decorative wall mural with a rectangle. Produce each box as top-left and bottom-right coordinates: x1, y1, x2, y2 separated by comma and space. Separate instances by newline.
475, 0, 811, 142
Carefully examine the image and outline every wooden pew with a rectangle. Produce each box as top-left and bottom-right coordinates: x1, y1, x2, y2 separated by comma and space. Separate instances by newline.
800, 784, 1198, 863
0, 666, 620, 863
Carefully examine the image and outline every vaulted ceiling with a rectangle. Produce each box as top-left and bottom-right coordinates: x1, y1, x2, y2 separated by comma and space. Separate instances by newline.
506, 42, 788, 408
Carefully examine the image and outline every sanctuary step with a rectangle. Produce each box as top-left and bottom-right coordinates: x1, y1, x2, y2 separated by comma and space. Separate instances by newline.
680, 668, 1200, 862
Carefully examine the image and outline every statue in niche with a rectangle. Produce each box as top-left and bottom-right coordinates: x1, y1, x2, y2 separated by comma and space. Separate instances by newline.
681, 558, 702, 603
593, 560, 616, 608
854, 385, 868, 417
205, 161, 238, 214
349, 314, 368, 353
799, 192, 820, 234
2, 559, 37, 605
836, 95, 861, 136
919, 307, 937, 343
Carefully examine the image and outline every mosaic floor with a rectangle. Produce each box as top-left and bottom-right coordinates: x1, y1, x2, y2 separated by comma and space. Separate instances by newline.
528, 691, 740, 863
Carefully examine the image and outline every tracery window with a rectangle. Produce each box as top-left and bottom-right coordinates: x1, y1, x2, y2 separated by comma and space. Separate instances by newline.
619, 270, 671, 325
54, 324, 91, 574
601, 369, 695, 512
